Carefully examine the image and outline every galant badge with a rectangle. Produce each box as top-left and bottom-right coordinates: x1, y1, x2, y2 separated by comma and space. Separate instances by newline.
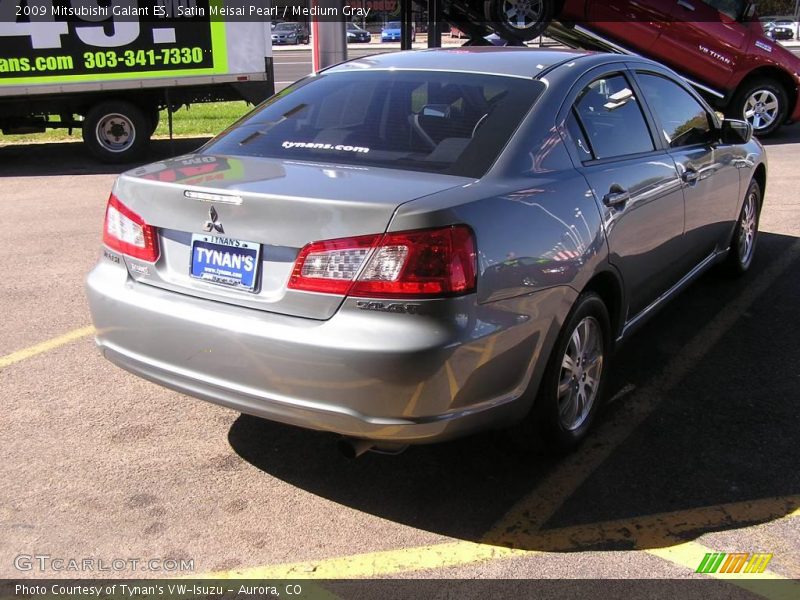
203, 206, 224, 233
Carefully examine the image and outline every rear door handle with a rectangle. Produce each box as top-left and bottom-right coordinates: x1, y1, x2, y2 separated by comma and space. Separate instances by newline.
603, 185, 630, 207
677, 0, 695, 10
682, 168, 700, 184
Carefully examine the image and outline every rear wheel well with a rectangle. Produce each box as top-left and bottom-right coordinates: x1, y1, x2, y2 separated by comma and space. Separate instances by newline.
582, 271, 623, 341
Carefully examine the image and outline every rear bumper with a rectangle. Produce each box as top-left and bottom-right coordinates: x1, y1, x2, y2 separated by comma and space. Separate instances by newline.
86, 260, 570, 444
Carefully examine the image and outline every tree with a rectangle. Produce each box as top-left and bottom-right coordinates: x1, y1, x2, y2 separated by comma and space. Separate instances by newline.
756, 0, 797, 18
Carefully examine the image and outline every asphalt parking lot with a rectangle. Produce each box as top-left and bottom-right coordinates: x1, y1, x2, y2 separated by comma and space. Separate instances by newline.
1, 122, 799, 592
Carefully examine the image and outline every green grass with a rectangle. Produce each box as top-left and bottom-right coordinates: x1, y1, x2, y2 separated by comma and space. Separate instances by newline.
152, 100, 251, 137
0, 101, 252, 145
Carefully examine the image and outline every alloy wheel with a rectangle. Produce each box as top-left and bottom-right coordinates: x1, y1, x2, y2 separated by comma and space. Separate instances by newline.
738, 189, 758, 265
557, 316, 604, 431
743, 90, 779, 131
501, 0, 544, 31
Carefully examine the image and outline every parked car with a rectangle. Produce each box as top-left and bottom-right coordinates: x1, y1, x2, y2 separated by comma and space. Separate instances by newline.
765, 19, 796, 40
381, 21, 416, 42
346, 22, 372, 43
271, 22, 309, 45
87, 49, 765, 456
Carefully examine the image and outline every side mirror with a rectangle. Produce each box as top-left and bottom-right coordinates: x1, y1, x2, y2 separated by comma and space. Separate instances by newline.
720, 119, 753, 144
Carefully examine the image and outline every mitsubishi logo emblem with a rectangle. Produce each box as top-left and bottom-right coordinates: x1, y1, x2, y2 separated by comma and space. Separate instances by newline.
203, 206, 224, 233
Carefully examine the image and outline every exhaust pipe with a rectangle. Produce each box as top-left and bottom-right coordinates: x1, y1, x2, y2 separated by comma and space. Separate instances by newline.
337, 438, 374, 459
337, 438, 409, 459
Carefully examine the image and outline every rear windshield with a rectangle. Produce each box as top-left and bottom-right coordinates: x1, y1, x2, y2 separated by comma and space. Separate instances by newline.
202, 70, 544, 178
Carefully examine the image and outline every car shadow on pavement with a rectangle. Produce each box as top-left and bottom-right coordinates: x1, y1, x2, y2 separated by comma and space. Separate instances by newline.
229, 230, 800, 551
759, 126, 800, 146
0, 137, 211, 177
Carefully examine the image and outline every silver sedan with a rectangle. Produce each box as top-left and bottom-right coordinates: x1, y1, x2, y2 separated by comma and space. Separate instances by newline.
86, 48, 765, 455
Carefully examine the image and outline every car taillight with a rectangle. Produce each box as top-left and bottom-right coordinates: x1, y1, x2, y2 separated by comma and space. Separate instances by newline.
288, 226, 476, 298
102, 193, 160, 262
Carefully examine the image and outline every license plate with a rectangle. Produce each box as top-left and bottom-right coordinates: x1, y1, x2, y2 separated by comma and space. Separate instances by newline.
190, 234, 261, 292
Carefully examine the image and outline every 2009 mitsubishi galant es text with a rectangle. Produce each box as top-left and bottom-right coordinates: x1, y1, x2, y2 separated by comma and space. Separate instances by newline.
86, 48, 766, 455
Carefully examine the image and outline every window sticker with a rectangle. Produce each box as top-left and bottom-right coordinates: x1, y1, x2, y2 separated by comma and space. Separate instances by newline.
281, 141, 370, 154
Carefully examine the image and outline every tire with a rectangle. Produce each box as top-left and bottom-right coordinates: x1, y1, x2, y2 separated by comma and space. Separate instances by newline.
485, 0, 559, 42
725, 179, 761, 275
511, 292, 611, 454
82, 100, 150, 163
730, 78, 788, 137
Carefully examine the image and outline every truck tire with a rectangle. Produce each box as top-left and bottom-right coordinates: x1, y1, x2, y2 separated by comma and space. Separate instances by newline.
485, 0, 558, 42
730, 78, 788, 137
82, 101, 150, 163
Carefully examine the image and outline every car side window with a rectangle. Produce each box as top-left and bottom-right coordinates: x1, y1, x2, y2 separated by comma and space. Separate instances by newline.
636, 73, 713, 148
700, 0, 745, 20
565, 110, 593, 160
573, 74, 655, 160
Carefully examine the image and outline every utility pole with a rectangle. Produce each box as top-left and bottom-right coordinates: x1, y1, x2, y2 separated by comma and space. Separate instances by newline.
310, 0, 347, 72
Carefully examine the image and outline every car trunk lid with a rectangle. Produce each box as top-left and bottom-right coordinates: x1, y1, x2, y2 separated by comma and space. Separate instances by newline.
111, 154, 470, 320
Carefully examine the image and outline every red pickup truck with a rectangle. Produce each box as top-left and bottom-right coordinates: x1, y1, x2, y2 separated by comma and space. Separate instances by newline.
476, 0, 800, 136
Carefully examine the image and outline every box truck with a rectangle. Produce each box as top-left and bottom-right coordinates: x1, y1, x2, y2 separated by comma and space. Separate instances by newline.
0, 0, 274, 162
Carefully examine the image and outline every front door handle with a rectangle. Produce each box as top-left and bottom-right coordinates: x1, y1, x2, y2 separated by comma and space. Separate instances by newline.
603, 185, 630, 207
677, 0, 695, 10
682, 168, 700, 184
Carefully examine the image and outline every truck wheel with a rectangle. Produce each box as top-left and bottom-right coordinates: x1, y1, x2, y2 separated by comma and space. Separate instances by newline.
82, 101, 150, 163
485, 0, 558, 42
731, 78, 788, 137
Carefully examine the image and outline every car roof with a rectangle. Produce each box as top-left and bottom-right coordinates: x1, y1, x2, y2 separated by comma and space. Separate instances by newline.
327, 47, 594, 79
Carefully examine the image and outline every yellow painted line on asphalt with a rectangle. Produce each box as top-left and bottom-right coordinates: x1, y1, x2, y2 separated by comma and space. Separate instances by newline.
483, 237, 800, 547
201, 541, 531, 579
199, 494, 800, 580
647, 543, 800, 600
495, 495, 800, 553
0, 326, 95, 369
197, 239, 800, 580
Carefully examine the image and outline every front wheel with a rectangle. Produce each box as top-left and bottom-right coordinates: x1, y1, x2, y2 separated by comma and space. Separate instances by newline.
82, 100, 150, 163
511, 292, 611, 454
730, 79, 788, 137
725, 179, 761, 275
485, 0, 559, 42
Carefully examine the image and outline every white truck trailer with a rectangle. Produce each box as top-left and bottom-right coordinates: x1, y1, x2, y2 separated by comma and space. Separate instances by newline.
0, 0, 274, 162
